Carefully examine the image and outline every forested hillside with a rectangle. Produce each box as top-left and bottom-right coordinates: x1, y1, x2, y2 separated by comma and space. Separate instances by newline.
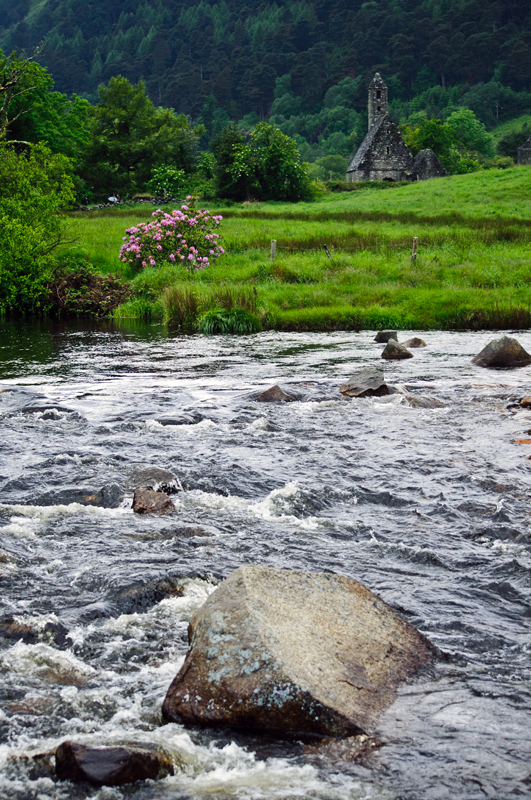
1, 1, 531, 137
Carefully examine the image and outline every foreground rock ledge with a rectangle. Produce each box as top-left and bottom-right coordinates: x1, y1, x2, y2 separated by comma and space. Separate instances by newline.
162, 565, 437, 737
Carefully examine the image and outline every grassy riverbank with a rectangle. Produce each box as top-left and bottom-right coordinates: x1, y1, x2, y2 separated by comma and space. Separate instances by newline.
64, 167, 531, 331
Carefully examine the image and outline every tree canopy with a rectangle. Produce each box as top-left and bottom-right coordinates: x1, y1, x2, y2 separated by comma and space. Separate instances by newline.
81, 75, 204, 196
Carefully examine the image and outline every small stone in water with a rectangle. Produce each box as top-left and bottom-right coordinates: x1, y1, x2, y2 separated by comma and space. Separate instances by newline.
381, 340, 413, 360
374, 330, 398, 343
402, 337, 427, 348
132, 489, 175, 515
256, 385, 297, 402
340, 365, 391, 397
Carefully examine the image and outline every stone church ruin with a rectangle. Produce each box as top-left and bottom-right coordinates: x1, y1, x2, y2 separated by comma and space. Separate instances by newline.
346, 74, 447, 183
517, 135, 531, 165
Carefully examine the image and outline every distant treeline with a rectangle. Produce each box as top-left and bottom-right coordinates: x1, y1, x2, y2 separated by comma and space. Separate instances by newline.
1, 0, 531, 154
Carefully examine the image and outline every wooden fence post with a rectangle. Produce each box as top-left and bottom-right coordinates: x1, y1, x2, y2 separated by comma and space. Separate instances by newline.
411, 236, 418, 262
271, 239, 277, 262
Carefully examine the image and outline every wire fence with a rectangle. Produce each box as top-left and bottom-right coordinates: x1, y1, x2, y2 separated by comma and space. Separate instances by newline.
264, 237, 439, 257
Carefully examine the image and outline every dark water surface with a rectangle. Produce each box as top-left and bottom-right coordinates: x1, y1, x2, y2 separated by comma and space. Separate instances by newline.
0, 319, 530, 800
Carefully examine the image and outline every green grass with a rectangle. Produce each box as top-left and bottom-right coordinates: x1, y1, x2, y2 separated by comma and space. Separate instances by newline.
491, 115, 531, 142
61, 168, 531, 331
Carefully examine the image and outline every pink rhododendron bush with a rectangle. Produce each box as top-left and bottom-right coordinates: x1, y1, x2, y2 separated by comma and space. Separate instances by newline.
120, 197, 224, 273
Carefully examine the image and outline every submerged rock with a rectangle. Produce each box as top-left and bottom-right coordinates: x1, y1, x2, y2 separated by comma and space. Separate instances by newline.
406, 395, 445, 408
374, 330, 398, 343
340, 365, 391, 397
55, 741, 174, 786
381, 340, 413, 360
156, 415, 197, 426
472, 336, 531, 369
31, 483, 124, 508
303, 733, 382, 763
132, 488, 175, 515
402, 337, 426, 348
162, 565, 437, 737
256, 385, 297, 402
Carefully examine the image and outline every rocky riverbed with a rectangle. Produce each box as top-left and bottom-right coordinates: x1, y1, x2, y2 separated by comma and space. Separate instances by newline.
0, 319, 530, 800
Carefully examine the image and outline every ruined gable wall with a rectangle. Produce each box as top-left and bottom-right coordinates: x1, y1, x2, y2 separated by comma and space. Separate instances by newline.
348, 119, 413, 181
517, 138, 531, 165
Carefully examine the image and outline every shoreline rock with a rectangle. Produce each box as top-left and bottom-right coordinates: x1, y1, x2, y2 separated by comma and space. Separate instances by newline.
162, 565, 437, 737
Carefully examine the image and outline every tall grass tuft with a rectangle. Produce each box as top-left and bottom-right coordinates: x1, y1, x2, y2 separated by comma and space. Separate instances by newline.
199, 308, 261, 334
161, 284, 258, 330
160, 286, 202, 331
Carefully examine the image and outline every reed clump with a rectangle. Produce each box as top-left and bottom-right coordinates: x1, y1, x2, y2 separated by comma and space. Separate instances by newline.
160, 284, 257, 331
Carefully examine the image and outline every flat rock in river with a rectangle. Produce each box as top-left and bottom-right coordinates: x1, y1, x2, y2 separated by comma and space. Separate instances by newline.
472, 336, 531, 368
162, 565, 437, 737
55, 741, 174, 786
402, 337, 426, 348
381, 340, 413, 360
406, 395, 445, 408
340, 365, 391, 397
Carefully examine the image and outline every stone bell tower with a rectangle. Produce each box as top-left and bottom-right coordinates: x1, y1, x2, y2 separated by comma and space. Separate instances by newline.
368, 73, 388, 130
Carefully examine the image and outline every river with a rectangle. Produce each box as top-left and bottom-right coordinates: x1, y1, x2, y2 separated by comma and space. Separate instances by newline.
0, 319, 529, 800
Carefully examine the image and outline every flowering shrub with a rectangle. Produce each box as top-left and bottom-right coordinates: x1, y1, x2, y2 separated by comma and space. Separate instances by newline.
119, 196, 224, 272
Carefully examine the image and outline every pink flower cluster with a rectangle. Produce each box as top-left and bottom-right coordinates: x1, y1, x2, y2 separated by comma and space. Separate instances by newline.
119, 198, 224, 272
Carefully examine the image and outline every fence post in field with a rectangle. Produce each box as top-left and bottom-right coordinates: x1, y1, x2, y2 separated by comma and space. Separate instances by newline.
411, 236, 418, 263
271, 240, 277, 262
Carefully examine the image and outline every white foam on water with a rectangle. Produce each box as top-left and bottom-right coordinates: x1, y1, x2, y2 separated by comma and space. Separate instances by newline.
145, 418, 218, 434
180, 482, 320, 530
0, 503, 130, 536
1, 641, 97, 686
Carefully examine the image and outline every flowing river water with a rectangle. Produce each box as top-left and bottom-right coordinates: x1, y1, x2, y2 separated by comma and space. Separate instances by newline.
0, 319, 530, 800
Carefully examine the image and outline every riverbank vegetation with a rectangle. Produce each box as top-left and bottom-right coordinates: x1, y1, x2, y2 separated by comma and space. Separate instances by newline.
60, 166, 531, 332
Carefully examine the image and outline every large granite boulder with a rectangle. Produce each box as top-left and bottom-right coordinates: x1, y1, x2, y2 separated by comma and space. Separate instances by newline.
381, 339, 413, 360
162, 566, 437, 737
471, 336, 531, 368
55, 741, 174, 786
340, 365, 391, 397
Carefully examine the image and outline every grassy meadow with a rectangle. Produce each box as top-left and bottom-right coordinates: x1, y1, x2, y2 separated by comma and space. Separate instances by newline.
63, 166, 531, 332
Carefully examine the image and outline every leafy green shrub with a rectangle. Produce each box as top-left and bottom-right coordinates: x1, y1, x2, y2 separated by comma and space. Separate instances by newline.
199, 308, 261, 334
0, 143, 74, 314
147, 165, 188, 197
